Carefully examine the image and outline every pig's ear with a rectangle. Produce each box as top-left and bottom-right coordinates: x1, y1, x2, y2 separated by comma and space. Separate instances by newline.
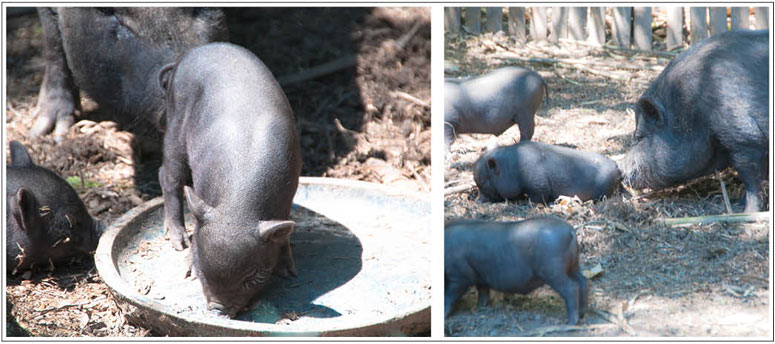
638, 96, 666, 128
487, 158, 500, 176
257, 220, 295, 243
10, 188, 41, 235
9, 141, 34, 167
184, 186, 214, 223
157, 63, 176, 94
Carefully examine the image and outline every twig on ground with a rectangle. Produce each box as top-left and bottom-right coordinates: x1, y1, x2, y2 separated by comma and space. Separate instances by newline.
445, 179, 469, 187
716, 170, 734, 214
657, 212, 770, 227
630, 170, 733, 201
279, 20, 423, 86
445, 182, 476, 195
554, 70, 583, 86
279, 55, 358, 86
580, 99, 602, 106
395, 21, 423, 50
39, 296, 106, 314
519, 323, 614, 336
390, 91, 430, 108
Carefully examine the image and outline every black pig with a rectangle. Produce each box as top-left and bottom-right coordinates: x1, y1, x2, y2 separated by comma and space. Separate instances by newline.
158, 42, 302, 318
445, 67, 548, 149
445, 217, 588, 325
620, 29, 769, 213
30, 7, 227, 141
474, 141, 621, 203
6, 141, 104, 275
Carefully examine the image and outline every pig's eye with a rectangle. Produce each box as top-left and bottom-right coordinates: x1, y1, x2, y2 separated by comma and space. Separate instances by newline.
242, 270, 260, 289
242, 268, 270, 290
487, 158, 497, 170
633, 130, 644, 142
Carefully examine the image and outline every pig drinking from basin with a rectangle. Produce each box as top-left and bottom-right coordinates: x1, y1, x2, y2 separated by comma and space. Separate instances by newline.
619, 29, 769, 213
31, 7, 227, 141
158, 42, 302, 318
474, 141, 621, 204
445, 66, 548, 149
6, 141, 104, 275
445, 217, 588, 325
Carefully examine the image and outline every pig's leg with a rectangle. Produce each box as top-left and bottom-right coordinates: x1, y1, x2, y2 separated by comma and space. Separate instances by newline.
445, 279, 470, 317
444, 121, 457, 150
159, 151, 191, 251
554, 277, 581, 325
32, 8, 79, 141
514, 110, 535, 142
541, 269, 581, 325
476, 285, 490, 307
183, 231, 198, 278
732, 151, 767, 213
573, 269, 589, 317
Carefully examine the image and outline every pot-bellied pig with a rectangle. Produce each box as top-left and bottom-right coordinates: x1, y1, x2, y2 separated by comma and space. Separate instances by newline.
30, 7, 227, 141
6, 141, 104, 275
474, 141, 620, 203
445, 217, 588, 325
444, 67, 548, 149
619, 29, 768, 213
158, 42, 302, 318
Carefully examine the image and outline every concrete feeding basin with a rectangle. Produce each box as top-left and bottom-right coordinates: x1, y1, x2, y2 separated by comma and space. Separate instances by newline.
94, 177, 431, 336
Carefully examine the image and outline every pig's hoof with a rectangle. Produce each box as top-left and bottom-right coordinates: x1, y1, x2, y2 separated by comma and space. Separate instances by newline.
184, 267, 197, 280
168, 234, 190, 251
52, 116, 74, 142
566, 316, 580, 326
164, 223, 191, 251
29, 115, 56, 138
184, 251, 196, 279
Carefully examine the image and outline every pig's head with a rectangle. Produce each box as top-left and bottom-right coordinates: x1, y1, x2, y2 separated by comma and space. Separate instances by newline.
184, 186, 294, 318
619, 95, 729, 191
473, 148, 522, 202
9, 188, 103, 260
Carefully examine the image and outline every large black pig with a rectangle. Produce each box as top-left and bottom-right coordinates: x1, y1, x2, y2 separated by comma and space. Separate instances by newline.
30, 7, 227, 140
6, 141, 104, 275
620, 29, 769, 213
158, 42, 302, 318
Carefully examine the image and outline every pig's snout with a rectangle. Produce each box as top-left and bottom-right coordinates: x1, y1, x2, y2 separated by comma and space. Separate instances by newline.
82, 219, 108, 253
95, 219, 107, 238
207, 301, 239, 319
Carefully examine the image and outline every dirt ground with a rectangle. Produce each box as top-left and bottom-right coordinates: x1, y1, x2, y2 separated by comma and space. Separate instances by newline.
5, 7, 429, 337
443, 11, 771, 338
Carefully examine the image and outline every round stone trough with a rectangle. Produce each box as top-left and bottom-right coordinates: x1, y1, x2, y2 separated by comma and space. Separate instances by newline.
94, 177, 431, 336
